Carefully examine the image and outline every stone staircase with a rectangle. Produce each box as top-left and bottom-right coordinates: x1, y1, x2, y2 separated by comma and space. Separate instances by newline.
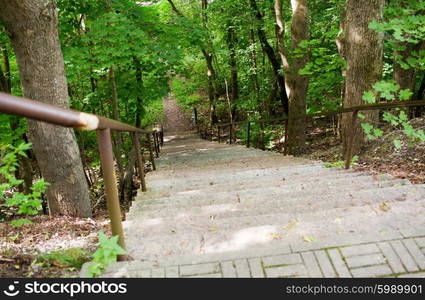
94, 132, 425, 278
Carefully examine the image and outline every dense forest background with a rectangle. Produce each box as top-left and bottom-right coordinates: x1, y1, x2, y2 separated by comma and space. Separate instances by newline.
0, 0, 424, 277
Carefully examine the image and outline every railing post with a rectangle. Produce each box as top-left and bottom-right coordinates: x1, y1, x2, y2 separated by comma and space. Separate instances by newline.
247, 121, 251, 148
153, 132, 159, 158
96, 129, 126, 258
229, 125, 232, 144
218, 126, 221, 143
132, 132, 146, 192
146, 133, 156, 171
283, 118, 289, 155
155, 131, 161, 153
344, 110, 359, 169
160, 127, 164, 147
210, 125, 213, 141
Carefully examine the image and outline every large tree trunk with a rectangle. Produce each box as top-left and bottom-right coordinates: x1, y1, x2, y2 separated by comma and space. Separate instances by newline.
276, 0, 310, 155
0, 0, 92, 217
342, 0, 384, 156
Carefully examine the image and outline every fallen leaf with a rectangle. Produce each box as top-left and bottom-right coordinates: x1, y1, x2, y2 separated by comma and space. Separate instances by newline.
268, 233, 281, 240
303, 236, 317, 243
283, 219, 299, 231
209, 226, 218, 232
379, 202, 391, 212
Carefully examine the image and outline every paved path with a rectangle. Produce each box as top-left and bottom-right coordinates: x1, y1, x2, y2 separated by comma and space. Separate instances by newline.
95, 133, 425, 278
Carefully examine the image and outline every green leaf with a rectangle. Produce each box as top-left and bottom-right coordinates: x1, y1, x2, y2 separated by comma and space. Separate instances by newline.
362, 91, 376, 104
399, 89, 413, 101
361, 123, 374, 134
393, 139, 403, 149
373, 128, 383, 137
10, 219, 33, 227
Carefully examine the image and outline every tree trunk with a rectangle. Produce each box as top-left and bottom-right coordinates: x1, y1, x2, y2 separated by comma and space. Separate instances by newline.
226, 24, 239, 121
342, 0, 384, 156
417, 72, 425, 100
0, 0, 91, 217
276, 0, 310, 155
250, 0, 289, 115
0, 44, 11, 93
133, 57, 144, 128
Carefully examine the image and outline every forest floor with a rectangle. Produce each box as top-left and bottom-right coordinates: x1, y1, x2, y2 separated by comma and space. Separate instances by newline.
0, 213, 110, 278
304, 117, 425, 184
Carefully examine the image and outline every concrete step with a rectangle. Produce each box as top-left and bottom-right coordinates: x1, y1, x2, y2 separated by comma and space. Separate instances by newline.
124, 198, 425, 260
126, 182, 421, 235
157, 146, 276, 165
129, 179, 415, 216
148, 155, 313, 177
126, 192, 424, 240
113, 133, 425, 277
146, 164, 359, 191
134, 175, 406, 208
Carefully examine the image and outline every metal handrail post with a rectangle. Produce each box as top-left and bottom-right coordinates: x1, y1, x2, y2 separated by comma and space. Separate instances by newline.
247, 122, 251, 148
132, 132, 146, 192
153, 132, 159, 158
96, 129, 126, 259
146, 133, 156, 170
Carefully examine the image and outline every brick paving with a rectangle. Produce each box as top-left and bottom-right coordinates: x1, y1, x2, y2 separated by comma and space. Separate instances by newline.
98, 230, 425, 278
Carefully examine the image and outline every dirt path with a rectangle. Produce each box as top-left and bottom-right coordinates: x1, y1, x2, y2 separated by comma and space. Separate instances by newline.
162, 94, 193, 134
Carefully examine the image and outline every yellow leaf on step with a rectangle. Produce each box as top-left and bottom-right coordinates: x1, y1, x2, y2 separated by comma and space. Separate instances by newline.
283, 219, 298, 231
303, 236, 317, 243
268, 233, 281, 240
379, 202, 391, 212
209, 226, 218, 232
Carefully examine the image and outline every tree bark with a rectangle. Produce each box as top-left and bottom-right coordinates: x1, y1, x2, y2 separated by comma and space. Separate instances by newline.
226, 24, 239, 121
276, 0, 310, 155
250, 0, 289, 115
417, 72, 425, 100
393, 42, 416, 96
0, 44, 11, 93
133, 57, 144, 128
0, 0, 91, 217
342, 0, 384, 156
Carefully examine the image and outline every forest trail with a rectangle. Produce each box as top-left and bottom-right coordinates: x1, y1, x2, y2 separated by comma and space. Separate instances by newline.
162, 94, 193, 133
98, 134, 425, 278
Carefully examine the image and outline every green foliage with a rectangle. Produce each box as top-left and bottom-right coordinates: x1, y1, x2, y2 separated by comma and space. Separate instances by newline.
86, 232, 126, 278
323, 156, 358, 169
0, 143, 48, 221
362, 81, 425, 147
171, 77, 202, 109
361, 123, 383, 140
10, 218, 33, 227
35, 248, 91, 269
362, 91, 376, 104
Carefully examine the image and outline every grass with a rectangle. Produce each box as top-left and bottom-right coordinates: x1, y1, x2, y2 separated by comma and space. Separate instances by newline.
35, 248, 91, 269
